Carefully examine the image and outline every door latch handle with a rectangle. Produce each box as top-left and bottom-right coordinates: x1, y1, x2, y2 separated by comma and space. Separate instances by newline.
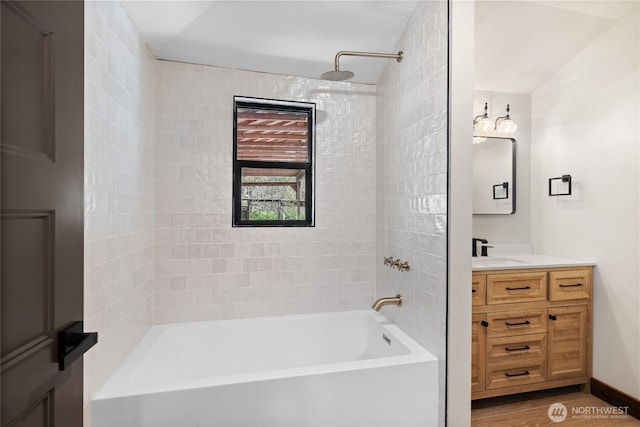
58, 321, 98, 370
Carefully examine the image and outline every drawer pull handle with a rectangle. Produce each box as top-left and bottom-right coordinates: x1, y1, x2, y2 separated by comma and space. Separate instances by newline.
559, 283, 583, 288
505, 370, 530, 378
505, 320, 531, 326
549, 315, 557, 321
472, 289, 477, 293
505, 345, 530, 352
481, 320, 489, 327
505, 286, 531, 291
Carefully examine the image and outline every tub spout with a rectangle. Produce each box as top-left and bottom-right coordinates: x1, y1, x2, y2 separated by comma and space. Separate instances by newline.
372, 294, 402, 312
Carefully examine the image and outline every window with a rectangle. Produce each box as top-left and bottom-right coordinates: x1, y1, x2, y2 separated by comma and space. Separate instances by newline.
233, 96, 315, 226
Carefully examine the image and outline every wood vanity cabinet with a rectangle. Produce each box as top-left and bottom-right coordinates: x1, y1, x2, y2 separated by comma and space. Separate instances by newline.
471, 313, 487, 393
471, 266, 592, 400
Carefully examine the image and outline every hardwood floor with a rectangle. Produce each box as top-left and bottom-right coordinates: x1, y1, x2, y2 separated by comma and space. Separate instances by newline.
472, 386, 640, 426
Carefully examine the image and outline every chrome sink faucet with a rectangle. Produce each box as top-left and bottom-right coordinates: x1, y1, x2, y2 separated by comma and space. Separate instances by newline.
472, 238, 492, 257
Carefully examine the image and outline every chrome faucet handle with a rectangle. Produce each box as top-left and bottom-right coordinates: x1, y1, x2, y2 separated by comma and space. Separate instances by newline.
383, 256, 395, 266
399, 261, 411, 271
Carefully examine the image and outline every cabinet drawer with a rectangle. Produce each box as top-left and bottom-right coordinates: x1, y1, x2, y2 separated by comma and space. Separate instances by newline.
486, 361, 546, 390
472, 275, 486, 306
549, 269, 592, 301
487, 333, 546, 364
487, 309, 547, 337
487, 272, 547, 304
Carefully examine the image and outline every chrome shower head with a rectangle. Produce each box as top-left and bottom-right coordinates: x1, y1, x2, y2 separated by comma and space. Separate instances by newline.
320, 69, 355, 81
320, 50, 403, 82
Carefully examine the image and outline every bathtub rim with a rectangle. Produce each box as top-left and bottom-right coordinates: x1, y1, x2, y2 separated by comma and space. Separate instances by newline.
93, 309, 437, 401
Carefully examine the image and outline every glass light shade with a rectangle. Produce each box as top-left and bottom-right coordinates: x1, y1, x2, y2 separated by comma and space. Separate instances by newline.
473, 136, 487, 144
496, 118, 518, 134
474, 117, 494, 133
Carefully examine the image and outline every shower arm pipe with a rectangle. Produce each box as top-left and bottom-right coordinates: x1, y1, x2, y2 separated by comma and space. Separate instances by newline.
333, 50, 403, 70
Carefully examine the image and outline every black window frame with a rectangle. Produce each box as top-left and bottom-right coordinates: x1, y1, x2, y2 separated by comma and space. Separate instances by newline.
232, 96, 315, 227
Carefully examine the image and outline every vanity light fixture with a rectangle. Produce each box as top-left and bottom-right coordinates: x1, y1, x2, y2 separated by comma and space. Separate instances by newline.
495, 104, 518, 134
473, 102, 495, 133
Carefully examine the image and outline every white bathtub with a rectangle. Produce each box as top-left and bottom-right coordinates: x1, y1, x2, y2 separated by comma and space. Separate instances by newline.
91, 310, 438, 427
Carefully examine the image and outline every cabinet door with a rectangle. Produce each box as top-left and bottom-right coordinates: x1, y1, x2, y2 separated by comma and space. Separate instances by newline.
472, 314, 487, 393
547, 305, 588, 380
472, 274, 486, 306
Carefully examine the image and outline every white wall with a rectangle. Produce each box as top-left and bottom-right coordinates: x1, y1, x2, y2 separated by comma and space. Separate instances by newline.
153, 61, 377, 322
376, 1, 449, 424
83, 0, 156, 418
448, 0, 474, 425
472, 91, 531, 244
531, 12, 640, 399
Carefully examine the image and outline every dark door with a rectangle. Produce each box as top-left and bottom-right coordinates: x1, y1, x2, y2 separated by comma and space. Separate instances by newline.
1, 1, 84, 426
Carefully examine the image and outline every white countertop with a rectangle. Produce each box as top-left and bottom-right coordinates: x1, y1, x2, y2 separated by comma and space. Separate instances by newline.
472, 254, 595, 271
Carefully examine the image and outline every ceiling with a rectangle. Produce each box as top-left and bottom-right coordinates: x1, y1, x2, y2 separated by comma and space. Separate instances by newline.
121, 1, 417, 85
475, 0, 638, 93
121, 1, 637, 90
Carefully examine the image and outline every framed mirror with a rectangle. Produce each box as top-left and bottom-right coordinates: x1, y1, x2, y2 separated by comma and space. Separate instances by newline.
472, 137, 516, 215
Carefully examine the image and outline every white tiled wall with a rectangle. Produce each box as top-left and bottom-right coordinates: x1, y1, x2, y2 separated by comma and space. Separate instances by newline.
83, 0, 155, 414
376, 1, 448, 425
84, 2, 449, 424
153, 62, 377, 323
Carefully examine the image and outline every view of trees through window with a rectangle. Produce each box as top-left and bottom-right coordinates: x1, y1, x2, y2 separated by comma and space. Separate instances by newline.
241, 171, 306, 221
